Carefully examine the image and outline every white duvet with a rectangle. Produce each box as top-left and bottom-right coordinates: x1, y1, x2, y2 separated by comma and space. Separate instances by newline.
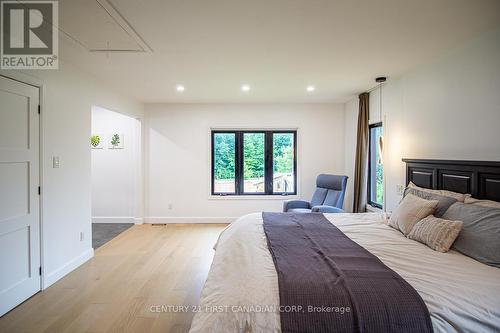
189, 213, 500, 333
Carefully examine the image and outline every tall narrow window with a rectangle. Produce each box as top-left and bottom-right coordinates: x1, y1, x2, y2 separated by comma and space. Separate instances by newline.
211, 130, 297, 195
368, 123, 383, 208
243, 132, 265, 193
273, 132, 295, 194
213, 132, 236, 194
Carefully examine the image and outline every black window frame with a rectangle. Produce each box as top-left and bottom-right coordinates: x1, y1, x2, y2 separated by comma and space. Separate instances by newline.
211, 130, 297, 196
367, 122, 383, 209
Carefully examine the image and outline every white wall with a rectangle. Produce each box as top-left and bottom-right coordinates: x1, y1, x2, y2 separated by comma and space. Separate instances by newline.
144, 103, 345, 222
91, 106, 141, 224
1, 62, 143, 288
344, 27, 500, 212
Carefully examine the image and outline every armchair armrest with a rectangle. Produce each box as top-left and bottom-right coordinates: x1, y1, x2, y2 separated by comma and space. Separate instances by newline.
283, 200, 311, 212
311, 205, 344, 213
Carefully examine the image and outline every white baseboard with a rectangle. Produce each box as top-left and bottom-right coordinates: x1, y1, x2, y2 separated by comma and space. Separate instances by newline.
145, 217, 235, 224
92, 217, 136, 224
43, 248, 94, 289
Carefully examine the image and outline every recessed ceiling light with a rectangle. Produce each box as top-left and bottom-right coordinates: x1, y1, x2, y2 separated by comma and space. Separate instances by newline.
241, 84, 251, 92
306, 85, 315, 92
176, 85, 185, 92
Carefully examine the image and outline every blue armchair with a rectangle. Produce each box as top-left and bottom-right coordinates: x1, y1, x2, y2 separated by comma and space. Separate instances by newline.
283, 174, 348, 213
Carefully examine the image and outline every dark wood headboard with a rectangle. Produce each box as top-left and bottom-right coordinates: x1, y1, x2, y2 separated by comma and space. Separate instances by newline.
403, 159, 500, 201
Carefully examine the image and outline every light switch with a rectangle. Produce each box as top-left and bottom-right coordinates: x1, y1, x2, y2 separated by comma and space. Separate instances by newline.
53, 156, 60, 168
396, 184, 405, 196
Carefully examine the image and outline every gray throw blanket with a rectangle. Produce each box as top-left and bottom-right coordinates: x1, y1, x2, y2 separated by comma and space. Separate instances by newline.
262, 212, 433, 333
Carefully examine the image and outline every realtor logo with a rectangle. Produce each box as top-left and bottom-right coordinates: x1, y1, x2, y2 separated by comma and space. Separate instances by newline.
1, 0, 58, 69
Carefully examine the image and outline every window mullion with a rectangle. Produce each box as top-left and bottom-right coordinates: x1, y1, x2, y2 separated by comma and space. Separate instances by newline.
235, 131, 243, 195
264, 131, 273, 195
211, 131, 215, 195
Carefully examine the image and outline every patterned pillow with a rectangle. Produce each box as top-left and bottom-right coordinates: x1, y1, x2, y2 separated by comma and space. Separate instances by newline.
407, 182, 468, 202
389, 194, 439, 235
407, 215, 463, 252
404, 187, 457, 217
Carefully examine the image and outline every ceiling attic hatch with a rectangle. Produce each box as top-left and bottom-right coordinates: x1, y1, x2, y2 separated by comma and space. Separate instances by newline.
58, 0, 152, 53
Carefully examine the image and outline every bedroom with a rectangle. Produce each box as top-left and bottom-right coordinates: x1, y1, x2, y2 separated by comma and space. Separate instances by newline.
0, 0, 499, 332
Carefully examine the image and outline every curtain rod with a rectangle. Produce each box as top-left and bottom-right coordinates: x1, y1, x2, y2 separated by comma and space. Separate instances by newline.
365, 81, 387, 93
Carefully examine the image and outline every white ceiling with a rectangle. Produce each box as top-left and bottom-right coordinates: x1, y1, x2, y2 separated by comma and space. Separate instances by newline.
58, 0, 500, 103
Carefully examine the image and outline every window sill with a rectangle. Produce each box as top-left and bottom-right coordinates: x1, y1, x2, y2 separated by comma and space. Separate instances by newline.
366, 204, 383, 213
208, 195, 299, 201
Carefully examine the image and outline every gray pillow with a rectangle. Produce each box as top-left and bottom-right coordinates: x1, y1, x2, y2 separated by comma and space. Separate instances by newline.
404, 187, 457, 217
442, 202, 500, 268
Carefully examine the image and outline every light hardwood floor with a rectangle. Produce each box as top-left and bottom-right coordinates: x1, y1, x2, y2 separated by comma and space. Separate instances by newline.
0, 224, 228, 333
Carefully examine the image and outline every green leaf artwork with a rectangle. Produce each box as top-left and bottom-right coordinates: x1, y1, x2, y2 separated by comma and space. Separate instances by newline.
111, 134, 120, 147
91, 135, 100, 148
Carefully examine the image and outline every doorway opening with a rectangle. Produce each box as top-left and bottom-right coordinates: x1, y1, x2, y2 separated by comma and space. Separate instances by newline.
91, 106, 142, 249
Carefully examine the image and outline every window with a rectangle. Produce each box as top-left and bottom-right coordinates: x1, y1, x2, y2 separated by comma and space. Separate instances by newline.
213, 133, 236, 194
273, 133, 295, 194
212, 130, 297, 195
368, 123, 383, 208
243, 133, 265, 193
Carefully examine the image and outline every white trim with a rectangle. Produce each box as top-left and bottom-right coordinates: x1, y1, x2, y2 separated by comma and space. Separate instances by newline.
211, 126, 299, 131
43, 248, 94, 289
0, 71, 46, 291
382, 114, 387, 212
208, 195, 298, 200
91, 216, 136, 224
134, 117, 145, 226
206, 127, 302, 198
145, 217, 235, 224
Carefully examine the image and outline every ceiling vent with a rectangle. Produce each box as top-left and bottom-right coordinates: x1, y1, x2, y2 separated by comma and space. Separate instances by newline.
59, 0, 152, 53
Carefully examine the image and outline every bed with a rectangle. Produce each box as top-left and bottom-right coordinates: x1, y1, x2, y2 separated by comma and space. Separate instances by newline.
189, 159, 500, 333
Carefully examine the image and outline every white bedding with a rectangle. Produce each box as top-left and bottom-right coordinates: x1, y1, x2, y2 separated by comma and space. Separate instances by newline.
189, 212, 500, 333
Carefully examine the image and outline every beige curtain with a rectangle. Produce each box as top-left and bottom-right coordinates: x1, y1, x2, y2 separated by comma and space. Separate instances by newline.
353, 92, 369, 213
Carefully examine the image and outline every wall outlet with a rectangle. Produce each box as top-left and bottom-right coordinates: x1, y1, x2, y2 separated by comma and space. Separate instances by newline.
168, 203, 173, 210
80, 232, 84, 242
396, 184, 405, 196
53, 156, 60, 168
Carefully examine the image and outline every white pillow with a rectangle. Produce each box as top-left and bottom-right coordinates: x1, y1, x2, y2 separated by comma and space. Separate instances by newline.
389, 193, 439, 235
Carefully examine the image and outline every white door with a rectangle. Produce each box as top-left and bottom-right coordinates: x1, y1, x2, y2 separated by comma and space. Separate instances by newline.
0, 76, 40, 316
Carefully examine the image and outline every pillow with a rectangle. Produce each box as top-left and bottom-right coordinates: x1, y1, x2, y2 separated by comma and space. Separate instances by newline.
407, 215, 463, 252
404, 187, 457, 217
407, 182, 468, 202
464, 197, 500, 209
443, 202, 500, 268
389, 194, 439, 235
